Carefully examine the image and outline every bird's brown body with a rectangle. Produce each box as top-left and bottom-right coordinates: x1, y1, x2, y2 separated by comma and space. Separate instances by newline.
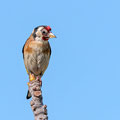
23, 34, 51, 77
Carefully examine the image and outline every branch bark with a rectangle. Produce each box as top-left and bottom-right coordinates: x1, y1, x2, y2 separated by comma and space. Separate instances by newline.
28, 78, 48, 120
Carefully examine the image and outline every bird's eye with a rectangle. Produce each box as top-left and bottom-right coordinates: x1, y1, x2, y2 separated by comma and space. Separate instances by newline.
42, 31, 46, 34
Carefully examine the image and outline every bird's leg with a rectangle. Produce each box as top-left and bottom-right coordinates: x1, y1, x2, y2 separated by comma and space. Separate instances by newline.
27, 73, 36, 86
36, 76, 40, 80
28, 75, 42, 86
29, 73, 36, 81
27, 82, 30, 86
36, 76, 42, 86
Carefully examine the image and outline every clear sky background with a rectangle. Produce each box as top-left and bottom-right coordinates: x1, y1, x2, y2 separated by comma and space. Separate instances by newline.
0, 0, 120, 120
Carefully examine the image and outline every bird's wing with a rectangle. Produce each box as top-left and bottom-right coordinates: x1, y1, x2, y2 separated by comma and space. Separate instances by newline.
22, 34, 34, 59
22, 41, 29, 74
48, 42, 51, 58
22, 43, 25, 59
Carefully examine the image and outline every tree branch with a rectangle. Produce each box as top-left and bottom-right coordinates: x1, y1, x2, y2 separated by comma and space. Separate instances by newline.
28, 78, 48, 120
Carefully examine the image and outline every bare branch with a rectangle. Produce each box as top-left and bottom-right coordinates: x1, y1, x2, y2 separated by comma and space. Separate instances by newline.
28, 78, 48, 120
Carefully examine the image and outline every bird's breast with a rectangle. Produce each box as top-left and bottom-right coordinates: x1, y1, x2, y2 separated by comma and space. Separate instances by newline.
24, 41, 50, 76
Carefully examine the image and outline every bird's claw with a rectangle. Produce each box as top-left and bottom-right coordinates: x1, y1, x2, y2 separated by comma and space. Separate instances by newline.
27, 82, 30, 86
36, 76, 40, 80
36, 76, 42, 86
29, 73, 35, 81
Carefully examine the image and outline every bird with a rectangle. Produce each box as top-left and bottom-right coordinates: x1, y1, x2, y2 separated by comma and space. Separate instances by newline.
22, 25, 56, 99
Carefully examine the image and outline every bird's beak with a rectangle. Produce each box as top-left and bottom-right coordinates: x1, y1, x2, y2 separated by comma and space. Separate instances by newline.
49, 32, 56, 38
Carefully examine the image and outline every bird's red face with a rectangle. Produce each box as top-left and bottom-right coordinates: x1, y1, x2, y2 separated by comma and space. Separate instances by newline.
42, 26, 52, 41
33, 26, 56, 42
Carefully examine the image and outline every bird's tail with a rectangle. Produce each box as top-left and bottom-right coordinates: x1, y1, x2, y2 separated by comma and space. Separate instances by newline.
26, 90, 31, 99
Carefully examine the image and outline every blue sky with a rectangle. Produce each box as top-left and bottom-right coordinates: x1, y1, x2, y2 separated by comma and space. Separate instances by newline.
0, 0, 120, 120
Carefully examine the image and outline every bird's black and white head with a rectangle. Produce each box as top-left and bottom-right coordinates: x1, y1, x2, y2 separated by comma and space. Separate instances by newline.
32, 25, 56, 42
